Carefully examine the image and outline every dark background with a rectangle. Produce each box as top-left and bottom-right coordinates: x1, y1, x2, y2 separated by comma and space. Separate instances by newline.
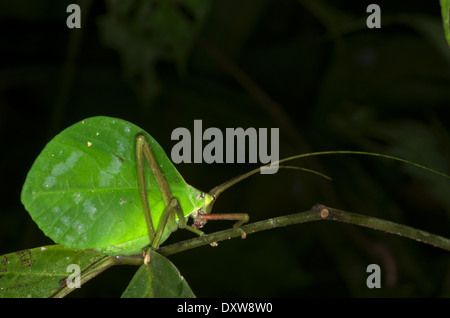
1, 0, 450, 297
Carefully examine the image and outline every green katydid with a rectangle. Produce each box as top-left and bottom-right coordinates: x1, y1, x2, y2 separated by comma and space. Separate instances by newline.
21, 116, 251, 256
21, 116, 449, 257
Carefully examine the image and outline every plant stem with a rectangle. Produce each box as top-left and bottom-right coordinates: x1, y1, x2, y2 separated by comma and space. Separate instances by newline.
158, 204, 450, 256
51, 254, 143, 298
314, 204, 450, 251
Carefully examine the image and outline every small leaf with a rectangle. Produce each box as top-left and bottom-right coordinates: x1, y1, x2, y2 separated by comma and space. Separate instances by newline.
121, 250, 195, 298
0, 245, 106, 298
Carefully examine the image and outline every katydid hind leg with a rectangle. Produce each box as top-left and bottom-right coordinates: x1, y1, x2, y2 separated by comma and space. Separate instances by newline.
136, 135, 155, 244
136, 135, 187, 250
139, 135, 173, 206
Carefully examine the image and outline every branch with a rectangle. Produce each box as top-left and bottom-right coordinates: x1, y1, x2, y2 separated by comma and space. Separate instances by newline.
315, 205, 450, 251
52, 254, 143, 298
157, 204, 450, 256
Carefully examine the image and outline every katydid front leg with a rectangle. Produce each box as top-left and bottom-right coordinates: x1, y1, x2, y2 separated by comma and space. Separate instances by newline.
193, 212, 250, 239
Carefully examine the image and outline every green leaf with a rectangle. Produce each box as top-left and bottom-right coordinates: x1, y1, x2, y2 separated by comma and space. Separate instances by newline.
441, 0, 450, 47
121, 250, 195, 298
0, 245, 106, 298
21, 116, 207, 255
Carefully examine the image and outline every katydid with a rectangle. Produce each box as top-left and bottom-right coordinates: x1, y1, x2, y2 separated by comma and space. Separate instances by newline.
21, 116, 250, 256
21, 116, 449, 257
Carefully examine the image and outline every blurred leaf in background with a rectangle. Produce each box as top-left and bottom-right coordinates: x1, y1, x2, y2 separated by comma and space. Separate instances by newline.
98, 0, 211, 104
441, 0, 450, 46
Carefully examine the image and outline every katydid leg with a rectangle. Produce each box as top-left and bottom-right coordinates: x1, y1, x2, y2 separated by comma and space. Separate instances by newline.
193, 213, 249, 228
137, 135, 190, 250
136, 136, 155, 243
193, 213, 249, 239
137, 135, 173, 206
151, 198, 181, 249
